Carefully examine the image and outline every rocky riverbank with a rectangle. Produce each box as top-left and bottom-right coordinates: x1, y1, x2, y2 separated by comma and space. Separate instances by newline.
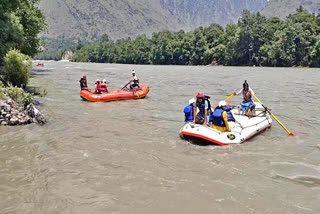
0, 98, 46, 126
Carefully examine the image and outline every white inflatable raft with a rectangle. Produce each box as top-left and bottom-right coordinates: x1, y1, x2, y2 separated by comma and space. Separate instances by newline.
179, 102, 272, 146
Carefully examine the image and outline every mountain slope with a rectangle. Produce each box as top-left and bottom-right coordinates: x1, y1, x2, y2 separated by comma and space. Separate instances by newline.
39, 0, 268, 40
160, 0, 268, 29
39, 0, 181, 40
262, 0, 320, 18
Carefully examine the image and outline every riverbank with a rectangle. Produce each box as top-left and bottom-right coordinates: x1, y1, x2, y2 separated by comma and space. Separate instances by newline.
0, 84, 46, 126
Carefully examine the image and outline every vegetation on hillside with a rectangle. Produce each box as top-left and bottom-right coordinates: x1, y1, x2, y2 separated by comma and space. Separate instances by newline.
73, 8, 320, 67
34, 37, 90, 61
262, 0, 320, 18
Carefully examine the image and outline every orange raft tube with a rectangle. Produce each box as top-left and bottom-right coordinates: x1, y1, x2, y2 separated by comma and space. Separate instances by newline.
80, 84, 149, 102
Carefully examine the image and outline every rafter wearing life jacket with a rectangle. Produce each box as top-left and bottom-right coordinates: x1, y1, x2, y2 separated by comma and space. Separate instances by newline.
95, 79, 101, 94
210, 101, 231, 132
100, 79, 108, 93
184, 98, 195, 122
80, 75, 88, 90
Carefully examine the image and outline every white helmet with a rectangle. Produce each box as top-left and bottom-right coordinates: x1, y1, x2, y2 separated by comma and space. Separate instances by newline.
132, 70, 135, 74
219, 101, 227, 107
189, 98, 195, 105
103, 79, 106, 83
96, 79, 99, 82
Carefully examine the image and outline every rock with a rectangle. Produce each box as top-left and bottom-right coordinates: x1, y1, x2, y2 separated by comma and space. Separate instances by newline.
0, 100, 6, 108
36, 113, 46, 125
1, 121, 8, 126
19, 118, 26, 124
26, 116, 33, 124
27, 104, 46, 125
5, 114, 11, 119
0, 102, 11, 112
9, 116, 19, 125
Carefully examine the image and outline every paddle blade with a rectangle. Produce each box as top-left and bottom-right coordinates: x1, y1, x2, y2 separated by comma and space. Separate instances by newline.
289, 133, 294, 136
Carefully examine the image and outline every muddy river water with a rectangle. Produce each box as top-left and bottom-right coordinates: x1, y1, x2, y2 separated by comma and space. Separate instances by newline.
1, 62, 320, 213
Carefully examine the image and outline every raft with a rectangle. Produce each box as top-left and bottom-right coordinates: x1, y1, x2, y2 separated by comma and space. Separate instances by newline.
179, 102, 272, 146
80, 84, 149, 102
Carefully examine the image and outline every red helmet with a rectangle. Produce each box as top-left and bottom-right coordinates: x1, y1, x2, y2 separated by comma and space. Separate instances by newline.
83, 75, 86, 79
196, 92, 204, 98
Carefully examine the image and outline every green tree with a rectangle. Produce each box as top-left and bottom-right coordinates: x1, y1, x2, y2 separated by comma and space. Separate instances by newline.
0, 0, 46, 64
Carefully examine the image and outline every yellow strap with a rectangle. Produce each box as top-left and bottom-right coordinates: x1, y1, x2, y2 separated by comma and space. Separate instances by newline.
252, 93, 294, 136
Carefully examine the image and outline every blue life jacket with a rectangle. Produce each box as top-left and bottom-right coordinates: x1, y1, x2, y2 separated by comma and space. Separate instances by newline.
184, 105, 194, 122
211, 108, 226, 127
224, 106, 235, 121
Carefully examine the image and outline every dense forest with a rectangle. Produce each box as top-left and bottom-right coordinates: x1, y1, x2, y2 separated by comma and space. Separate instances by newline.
72, 7, 319, 67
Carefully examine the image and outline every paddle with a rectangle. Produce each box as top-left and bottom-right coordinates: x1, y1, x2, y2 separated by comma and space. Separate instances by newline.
252, 93, 294, 136
121, 82, 130, 90
225, 93, 234, 102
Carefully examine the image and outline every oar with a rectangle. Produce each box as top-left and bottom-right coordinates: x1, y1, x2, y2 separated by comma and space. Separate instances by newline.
121, 82, 130, 90
252, 93, 294, 136
225, 93, 234, 102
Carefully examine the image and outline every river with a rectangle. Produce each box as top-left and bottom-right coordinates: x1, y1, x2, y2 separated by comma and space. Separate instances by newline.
1, 62, 320, 213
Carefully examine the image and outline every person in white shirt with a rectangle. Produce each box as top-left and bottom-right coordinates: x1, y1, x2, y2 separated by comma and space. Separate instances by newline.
129, 70, 140, 89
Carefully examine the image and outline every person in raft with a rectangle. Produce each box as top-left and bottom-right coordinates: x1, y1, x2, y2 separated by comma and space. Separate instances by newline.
193, 92, 211, 126
233, 80, 256, 116
100, 79, 108, 93
79, 75, 88, 90
95, 79, 101, 94
210, 101, 231, 132
184, 98, 195, 122
129, 70, 140, 90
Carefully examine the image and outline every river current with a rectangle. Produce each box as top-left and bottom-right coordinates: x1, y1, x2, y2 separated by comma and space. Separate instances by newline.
1, 62, 320, 213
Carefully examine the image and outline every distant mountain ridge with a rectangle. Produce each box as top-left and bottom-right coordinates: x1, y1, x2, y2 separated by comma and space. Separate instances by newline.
262, 0, 320, 18
39, 0, 268, 40
160, 0, 268, 29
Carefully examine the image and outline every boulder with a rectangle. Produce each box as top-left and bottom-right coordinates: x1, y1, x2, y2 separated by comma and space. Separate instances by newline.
9, 116, 19, 125
1, 121, 8, 126
27, 104, 46, 125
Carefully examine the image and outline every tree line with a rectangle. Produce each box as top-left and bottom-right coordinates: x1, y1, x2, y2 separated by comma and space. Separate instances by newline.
73, 7, 320, 67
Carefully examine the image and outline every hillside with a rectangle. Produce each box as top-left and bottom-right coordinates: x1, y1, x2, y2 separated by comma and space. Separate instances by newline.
262, 0, 320, 18
39, 0, 268, 40
39, 0, 181, 40
160, 0, 268, 29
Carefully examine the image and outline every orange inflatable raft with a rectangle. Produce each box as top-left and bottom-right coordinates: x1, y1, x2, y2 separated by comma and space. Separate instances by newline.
80, 84, 149, 102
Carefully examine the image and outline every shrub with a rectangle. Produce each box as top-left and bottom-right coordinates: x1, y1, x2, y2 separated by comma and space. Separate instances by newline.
3, 49, 32, 87
0, 81, 4, 99
5, 84, 34, 106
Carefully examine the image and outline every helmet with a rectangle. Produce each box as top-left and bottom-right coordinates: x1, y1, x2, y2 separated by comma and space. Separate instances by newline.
218, 101, 227, 107
132, 70, 135, 74
83, 75, 86, 79
189, 98, 195, 105
196, 92, 204, 98
243, 80, 249, 88
103, 79, 106, 83
96, 79, 99, 82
